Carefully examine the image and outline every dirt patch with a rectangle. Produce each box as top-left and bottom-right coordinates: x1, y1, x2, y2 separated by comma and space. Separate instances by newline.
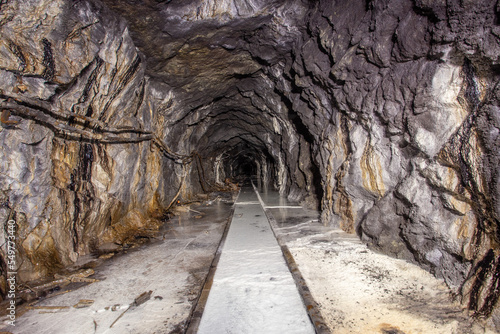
287, 231, 494, 334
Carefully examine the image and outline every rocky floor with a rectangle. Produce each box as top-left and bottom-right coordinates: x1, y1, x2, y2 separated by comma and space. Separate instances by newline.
0, 187, 497, 334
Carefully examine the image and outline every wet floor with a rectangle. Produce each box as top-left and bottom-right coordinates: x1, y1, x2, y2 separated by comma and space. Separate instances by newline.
197, 187, 314, 334
1, 184, 495, 333
1, 194, 235, 334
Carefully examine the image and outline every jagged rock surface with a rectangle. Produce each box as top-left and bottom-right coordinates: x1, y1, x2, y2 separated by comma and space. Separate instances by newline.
0, 0, 499, 327
0, 0, 173, 282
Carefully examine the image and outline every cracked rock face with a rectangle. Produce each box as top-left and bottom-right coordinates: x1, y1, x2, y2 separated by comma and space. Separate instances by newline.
1, 0, 500, 325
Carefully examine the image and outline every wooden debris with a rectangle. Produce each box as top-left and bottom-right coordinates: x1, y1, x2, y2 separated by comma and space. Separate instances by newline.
98, 253, 115, 260
29, 305, 71, 314
109, 306, 130, 328
133, 290, 152, 306
73, 299, 94, 309
38, 310, 70, 314
110, 291, 153, 328
19, 268, 99, 302
187, 207, 202, 214
224, 178, 239, 191
31, 305, 70, 310
54, 268, 98, 283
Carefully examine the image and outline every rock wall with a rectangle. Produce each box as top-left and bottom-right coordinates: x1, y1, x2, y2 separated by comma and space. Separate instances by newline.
0, 0, 180, 286
271, 0, 500, 321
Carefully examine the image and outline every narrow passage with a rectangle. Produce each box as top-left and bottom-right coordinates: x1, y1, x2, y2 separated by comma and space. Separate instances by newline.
197, 187, 315, 333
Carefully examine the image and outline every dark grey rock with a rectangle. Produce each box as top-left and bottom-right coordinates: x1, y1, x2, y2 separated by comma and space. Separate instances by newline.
0, 0, 499, 324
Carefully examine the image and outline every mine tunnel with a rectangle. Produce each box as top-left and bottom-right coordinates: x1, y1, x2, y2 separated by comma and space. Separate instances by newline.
1, 0, 500, 333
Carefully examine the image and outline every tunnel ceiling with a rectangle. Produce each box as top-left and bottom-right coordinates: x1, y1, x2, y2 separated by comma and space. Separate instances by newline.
91, 0, 318, 207
100, 0, 290, 96
99, 0, 307, 165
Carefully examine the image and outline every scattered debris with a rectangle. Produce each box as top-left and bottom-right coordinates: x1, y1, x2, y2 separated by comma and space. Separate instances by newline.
31, 306, 70, 311
2, 195, 234, 333
73, 299, 94, 309
224, 178, 239, 191
187, 207, 202, 214
98, 253, 115, 259
109, 291, 153, 328
19, 269, 99, 301
133, 291, 153, 306
55, 269, 97, 283
30, 305, 71, 314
